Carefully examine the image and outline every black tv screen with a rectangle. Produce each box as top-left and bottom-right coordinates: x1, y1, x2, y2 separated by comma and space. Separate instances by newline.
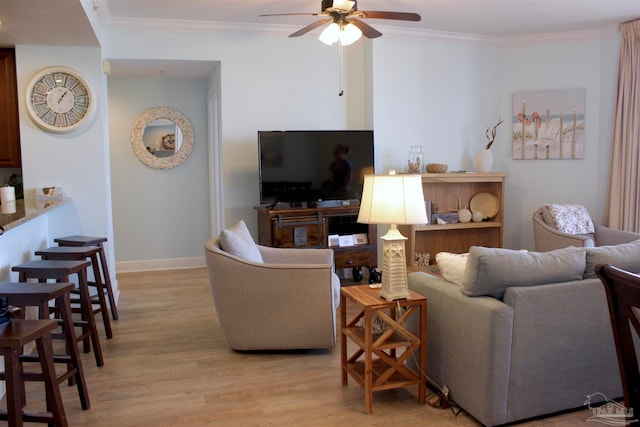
258, 130, 375, 206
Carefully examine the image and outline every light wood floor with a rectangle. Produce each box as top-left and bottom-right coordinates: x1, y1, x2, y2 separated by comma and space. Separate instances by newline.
17, 267, 594, 426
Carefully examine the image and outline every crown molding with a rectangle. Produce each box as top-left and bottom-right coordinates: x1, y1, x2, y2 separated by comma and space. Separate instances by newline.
103, 16, 622, 46
373, 25, 501, 45
105, 17, 299, 38
499, 24, 621, 47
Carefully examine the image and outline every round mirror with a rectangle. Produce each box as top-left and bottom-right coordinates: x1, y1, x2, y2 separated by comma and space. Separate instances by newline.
130, 106, 194, 169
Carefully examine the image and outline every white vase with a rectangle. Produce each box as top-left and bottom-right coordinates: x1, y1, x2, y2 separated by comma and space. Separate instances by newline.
474, 149, 494, 173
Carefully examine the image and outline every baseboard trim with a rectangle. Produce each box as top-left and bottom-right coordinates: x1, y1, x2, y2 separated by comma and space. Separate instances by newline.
116, 256, 206, 273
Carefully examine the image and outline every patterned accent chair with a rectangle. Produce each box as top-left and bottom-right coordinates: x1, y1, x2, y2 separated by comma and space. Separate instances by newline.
532, 204, 639, 252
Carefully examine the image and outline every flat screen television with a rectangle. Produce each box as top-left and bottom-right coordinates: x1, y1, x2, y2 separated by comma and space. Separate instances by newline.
258, 130, 375, 207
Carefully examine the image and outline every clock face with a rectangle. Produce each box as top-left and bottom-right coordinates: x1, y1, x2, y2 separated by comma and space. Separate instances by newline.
26, 67, 95, 133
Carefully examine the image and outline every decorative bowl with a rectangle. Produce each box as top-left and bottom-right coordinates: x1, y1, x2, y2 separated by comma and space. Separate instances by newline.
426, 163, 448, 173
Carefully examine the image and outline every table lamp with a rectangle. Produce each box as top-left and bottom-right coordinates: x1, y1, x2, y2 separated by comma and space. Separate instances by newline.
357, 171, 427, 300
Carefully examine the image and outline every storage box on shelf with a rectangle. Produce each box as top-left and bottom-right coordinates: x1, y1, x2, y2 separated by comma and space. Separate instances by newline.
399, 172, 506, 266
255, 205, 377, 281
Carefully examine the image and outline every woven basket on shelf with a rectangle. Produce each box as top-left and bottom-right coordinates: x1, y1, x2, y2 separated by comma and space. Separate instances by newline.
426, 163, 448, 173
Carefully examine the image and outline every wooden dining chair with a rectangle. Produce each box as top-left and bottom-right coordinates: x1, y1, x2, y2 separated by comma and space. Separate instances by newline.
595, 264, 640, 426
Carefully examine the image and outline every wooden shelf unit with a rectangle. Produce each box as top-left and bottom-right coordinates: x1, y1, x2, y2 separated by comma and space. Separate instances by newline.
255, 205, 377, 278
399, 172, 506, 265
340, 285, 426, 414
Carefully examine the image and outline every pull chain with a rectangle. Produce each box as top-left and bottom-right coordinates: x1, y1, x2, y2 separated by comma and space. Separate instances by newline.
338, 42, 344, 96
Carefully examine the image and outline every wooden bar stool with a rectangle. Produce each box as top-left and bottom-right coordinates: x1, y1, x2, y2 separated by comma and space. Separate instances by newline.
0, 319, 68, 427
0, 282, 90, 410
11, 260, 104, 367
54, 235, 118, 321
35, 246, 113, 340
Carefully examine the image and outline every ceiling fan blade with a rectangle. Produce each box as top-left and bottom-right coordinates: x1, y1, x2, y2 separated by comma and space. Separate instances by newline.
358, 11, 421, 22
289, 17, 334, 37
259, 13, 323, 17
348, 18, 382, 38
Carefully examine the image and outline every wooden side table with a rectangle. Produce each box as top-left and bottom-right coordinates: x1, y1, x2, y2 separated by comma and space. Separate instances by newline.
340, 285, 427, 414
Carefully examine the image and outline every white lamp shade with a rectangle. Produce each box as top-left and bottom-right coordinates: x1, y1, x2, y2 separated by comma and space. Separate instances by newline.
357, 174, 428, 225
340, 23, 362, 46
319, 23, 340, 45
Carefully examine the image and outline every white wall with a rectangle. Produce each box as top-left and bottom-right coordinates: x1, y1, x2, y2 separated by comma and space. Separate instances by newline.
108, 77, 211, 270
101, 28, 623, 257
16, 47, 111, 236
105, 32, 369, 240
207, 63, 224, 237
371, 37, 501, 174
367, 32, 620, 251
10, 45, 118, 295
7, 25, 622, 275
499, 31, 621, 250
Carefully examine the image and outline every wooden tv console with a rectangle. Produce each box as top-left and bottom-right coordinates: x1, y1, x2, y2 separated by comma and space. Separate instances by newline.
255, 204, 377, 281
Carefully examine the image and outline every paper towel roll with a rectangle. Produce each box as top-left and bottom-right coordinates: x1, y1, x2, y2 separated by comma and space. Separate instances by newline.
0, 186, 15, 204
1, 200, 16, 214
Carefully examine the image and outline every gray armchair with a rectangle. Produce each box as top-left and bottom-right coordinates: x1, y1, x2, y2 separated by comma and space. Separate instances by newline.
532, 206, 639, 252
205, 237, 340, 351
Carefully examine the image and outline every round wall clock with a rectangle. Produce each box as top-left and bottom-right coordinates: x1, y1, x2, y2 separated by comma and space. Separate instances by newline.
26, 66, 96, 133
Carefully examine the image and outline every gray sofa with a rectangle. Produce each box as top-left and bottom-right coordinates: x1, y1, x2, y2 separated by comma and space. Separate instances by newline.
407, 240, 640, 426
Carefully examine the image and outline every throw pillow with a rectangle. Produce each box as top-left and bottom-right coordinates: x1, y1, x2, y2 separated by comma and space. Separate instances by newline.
219, 220, 264, 263
461, 246, 585, 299
435, 252, 469, 286
540, 204, 595, 234
584, 239, 640, 278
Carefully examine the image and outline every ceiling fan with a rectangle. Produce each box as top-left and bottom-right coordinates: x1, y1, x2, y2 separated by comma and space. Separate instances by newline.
260, 0, 421, 46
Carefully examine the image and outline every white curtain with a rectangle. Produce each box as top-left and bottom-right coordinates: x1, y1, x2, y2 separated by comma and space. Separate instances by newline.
608, 20, 640, 231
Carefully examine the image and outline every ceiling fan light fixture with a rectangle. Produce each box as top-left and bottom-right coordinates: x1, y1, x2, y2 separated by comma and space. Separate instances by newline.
340, 22, 362, 45
332, 0, 355, 12
319, 22, 340, 45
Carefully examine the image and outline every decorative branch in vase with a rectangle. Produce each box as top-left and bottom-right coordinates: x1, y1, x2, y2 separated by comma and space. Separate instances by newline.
484, 119, 504, 150
474, 119, 503, 173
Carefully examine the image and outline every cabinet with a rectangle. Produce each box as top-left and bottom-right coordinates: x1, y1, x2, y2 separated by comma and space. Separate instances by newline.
255, 205, 377, 280
0, 48, 20, 168
399, 172, 506, 265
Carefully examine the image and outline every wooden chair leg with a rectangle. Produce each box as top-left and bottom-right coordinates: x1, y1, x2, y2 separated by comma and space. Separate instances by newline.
2, 347, 24, 426
89, 253, 112, 339
78, 270, 103, 367
36, 332, 68, 427
56, 293, 90, 410
97, 248, 118, 321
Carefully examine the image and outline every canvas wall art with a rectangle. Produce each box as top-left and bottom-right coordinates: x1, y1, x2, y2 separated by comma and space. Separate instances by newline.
512, 88, 585, 160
